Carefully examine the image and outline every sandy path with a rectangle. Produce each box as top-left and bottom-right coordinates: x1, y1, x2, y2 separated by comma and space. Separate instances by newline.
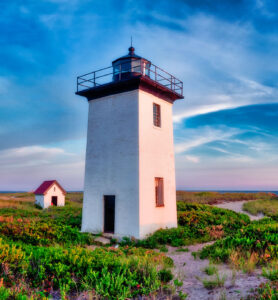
167, 243, 267, 300
167, 202, 266, 299
214, 200, 264, 221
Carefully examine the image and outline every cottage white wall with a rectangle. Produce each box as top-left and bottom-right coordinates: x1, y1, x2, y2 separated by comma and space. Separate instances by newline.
36, 183, 65, 209
35, 195, 44, 208
44, 183, 65, 208
81, 90, 140, 237
138, 90, 177, 238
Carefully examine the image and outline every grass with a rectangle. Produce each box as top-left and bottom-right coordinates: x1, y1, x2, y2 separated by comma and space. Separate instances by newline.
262, 260, 278, 281
203, 265, 218, 276
243, 198, 278, 216
176, 191, 276, 205
202, 273, 226, 289
176, 247, 189, 252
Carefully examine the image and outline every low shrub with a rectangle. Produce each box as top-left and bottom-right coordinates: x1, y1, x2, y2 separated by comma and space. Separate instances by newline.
158, 269, 173, 283
0, 216, 92, 246
121, 203, 250, 248
199, 220, 278, 268
247, 282, 278, 299
262, 260, 278, 281
0, 238, 171, 299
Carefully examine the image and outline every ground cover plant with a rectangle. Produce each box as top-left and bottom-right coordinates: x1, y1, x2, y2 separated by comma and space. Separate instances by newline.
0, 237, 172, 299
176, 191, 276, 205
121, 202, 250, 248
0, 198, 87, 246
199, 218, 278, 269
0, 193, 177, 299
246, 282, 278, 299
0, 191, 277, 299
243, 198, 278, 217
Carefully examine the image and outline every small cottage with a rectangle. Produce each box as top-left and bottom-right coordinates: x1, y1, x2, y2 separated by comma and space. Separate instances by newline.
34, 180, 66, 209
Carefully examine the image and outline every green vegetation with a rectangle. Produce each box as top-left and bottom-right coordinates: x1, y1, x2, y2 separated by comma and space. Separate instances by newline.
199, 218, 278, 269
0, 238, 170, 299
247, 282, 278, 299
176, 191, 276, 204
0, 193, 174, 299
202, 273, 226, 289
0, 191, 277, 298
176, 247, 189, 252
121, 202, 250, 248
203, 265, 218, 276
262, 260, 278, 281
243, 198, 278, 217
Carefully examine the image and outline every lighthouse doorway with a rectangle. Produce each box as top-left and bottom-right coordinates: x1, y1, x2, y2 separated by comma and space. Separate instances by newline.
104, 195, 115, 233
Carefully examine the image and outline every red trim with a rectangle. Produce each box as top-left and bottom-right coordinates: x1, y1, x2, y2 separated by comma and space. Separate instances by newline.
34, 180, 66, 195
76, 75, 183, 103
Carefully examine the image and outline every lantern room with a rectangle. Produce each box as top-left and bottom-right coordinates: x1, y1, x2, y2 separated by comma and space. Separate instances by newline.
112, 46, 151, 81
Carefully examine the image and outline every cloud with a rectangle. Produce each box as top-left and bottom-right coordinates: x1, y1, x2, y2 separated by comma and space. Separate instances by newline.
184, 155, 200, 163
1, 0, 278, 190
175, 126, 242, 154
173, 102, 237, 123
0, 146, 70, 167
0, 144, 84, 190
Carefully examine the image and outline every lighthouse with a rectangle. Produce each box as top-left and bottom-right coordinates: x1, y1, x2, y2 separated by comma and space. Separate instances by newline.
76, 46, 183, 238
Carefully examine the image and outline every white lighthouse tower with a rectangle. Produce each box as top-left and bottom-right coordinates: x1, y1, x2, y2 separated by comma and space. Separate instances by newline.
76, 46, 183, 239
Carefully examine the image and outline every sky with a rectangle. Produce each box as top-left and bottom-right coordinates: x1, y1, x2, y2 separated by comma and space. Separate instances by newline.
0, 0, 278, 191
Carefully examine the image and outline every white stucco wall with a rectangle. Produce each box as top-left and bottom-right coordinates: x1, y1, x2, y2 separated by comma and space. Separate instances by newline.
138, 90, 177, 238
35, 183, 65, 209
81, 88, 177, 238
35, 195, 44, 208
81, 90, 140, 237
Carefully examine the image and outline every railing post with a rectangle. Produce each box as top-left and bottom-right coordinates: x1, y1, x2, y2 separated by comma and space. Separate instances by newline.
155, 65, 157, 82
119, 64, 122, 81
93, 72, 96, 87
181, 82, 183, 96
171, 76, 173, 91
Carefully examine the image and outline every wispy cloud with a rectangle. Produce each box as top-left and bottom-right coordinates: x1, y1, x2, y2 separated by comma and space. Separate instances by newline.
184, 155, 200, 163
0, 146, 71, 167
175, 126, 242, 154
1, 0, 278, 189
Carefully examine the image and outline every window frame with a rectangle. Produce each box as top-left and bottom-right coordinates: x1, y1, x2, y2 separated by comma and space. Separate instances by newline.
153, 103, 161, 127
155, 177, 164, 207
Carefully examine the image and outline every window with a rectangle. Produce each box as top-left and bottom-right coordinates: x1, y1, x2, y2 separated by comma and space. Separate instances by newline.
155, 177, 164, 207
153, 103, 161, 127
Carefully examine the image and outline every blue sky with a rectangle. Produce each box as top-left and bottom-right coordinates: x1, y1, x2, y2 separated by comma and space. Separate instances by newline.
0, 0, 278, 191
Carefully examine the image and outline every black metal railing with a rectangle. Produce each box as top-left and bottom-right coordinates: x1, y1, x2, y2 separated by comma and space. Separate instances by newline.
76, 59, 183, 97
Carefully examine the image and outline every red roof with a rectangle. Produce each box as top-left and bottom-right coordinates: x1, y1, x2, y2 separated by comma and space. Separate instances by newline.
34, 180, 66, 195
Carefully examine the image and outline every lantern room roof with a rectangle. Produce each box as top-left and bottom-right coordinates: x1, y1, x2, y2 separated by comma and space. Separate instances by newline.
112, 47, 150, 64
76, 46, 183, 101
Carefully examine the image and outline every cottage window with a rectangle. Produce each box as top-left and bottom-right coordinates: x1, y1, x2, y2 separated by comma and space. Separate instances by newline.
153, 103, 161, 127
155, 177, 164, 207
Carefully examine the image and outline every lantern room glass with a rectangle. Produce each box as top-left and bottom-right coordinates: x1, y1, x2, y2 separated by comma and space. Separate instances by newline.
113, 58, 151, 81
